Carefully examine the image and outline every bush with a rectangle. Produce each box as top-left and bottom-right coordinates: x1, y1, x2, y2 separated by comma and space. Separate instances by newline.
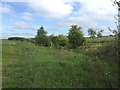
49, 34, 68, 48
68, 25, 85, 48
86, 41, 118, 63
35, 36, 51, 46
35, 26, 51, 46
8, 37, 26, 41
56, 34, 68, 47
27, 38, 35, 43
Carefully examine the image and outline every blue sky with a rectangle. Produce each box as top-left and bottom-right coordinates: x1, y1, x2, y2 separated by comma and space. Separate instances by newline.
1, 0, 118, 39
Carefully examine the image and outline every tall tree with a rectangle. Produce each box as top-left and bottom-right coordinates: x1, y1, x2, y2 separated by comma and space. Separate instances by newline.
97, 30, 104, 37
88, 28, 96, 38
68, 25, 85, 48
36, 26, 47, 37
35, 26, 50, 46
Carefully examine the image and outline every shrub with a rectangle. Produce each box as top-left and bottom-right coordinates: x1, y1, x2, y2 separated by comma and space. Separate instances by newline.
35, 26, 50, 46
8, 37, 26, 41
68, 25, 85, 48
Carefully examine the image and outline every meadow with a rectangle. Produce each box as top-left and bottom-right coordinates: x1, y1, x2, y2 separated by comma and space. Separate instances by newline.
2, 36, 118, 88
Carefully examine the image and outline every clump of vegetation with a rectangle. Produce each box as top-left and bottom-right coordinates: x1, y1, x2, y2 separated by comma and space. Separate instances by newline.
86, 41, 118, 63
68, 25, 85, 48
49, 34, 68, 49
35, 26, 51, 46
88, 28, 97, 38
97, 41, 118, 62
8, 37, 26, 41
35, 25, 85, 49
97, 30, 104, 37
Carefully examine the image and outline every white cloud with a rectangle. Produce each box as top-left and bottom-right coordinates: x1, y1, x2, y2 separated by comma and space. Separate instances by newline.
79, 0, 116, 14
0, 3, 13, 13
27, 0, 73, 19
59, 16, 97, 28
14, 21, 34, 30
21, 12, 33, 21
77, 0, 117, 21
0, 7, 12, 13
71, 0, 116, 20
64, 0, 117, 15
59, 0, 117, 35
26, 0, 117, 29
2, 0, 118, 36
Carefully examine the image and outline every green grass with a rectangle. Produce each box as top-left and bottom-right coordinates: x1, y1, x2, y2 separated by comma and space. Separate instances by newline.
82, 36, 116, 49
80, 36, 118, 63
2, 40, 118, 88
85, 36, 115, 43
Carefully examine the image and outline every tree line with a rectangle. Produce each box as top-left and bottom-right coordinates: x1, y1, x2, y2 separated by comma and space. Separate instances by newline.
8, 25, 114, 49
35, 25, 104, 49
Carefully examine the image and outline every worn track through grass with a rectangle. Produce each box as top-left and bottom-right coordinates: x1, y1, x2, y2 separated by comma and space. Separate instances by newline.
2, 40, 118, 88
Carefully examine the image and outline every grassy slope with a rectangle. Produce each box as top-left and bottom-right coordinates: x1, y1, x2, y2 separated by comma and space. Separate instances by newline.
85, 36, 115, 43
2, 40, 118, 88
81, 36, 118, 62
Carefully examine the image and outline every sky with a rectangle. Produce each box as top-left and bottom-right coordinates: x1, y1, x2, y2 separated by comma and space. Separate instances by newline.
0, 0, 118, 39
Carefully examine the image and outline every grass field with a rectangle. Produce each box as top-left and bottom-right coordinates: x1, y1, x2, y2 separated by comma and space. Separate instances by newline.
2, 40, 118, 88
85, 36, 116, 43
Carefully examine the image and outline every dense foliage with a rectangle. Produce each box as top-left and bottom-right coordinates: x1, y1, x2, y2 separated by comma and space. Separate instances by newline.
97, 30, 104, 37
8, 37, 26, 41
68, 25, 85, 48
35, 25, 85, 49
88, 28, 96, 38
54, 34, 68, 48
35, 26, 50, 46
49, 34, 68, 48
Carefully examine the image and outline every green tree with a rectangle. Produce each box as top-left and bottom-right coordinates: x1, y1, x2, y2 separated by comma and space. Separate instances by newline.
68, 25, 85, 48
88, 28, 96, 38
36, 26, 47, 37
97, 30, 104, 37
49, 34, 58, 47
35, 26, 50, 46
57, 34, 68, 47
49, 34, 68, 48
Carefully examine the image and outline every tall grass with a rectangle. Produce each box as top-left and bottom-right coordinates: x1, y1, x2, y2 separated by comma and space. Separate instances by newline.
2, 40, 118, 88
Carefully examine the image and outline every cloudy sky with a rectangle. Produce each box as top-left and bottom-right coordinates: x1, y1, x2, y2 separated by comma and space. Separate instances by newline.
1, 0, 118, 39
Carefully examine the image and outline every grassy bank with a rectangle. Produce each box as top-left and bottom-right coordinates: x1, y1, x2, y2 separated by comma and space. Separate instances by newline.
2, 40, 118, 88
